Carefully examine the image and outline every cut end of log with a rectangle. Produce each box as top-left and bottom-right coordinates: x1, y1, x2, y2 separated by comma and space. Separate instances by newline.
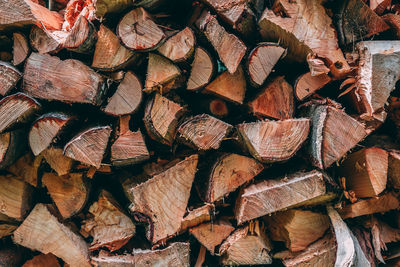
187, 47, 214, 91
0, 61, 21, 96
158, 27, 195, 62
294, 72, 331, 101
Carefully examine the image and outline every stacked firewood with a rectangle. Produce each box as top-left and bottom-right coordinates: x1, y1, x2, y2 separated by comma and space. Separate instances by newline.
2, 0, 400, 266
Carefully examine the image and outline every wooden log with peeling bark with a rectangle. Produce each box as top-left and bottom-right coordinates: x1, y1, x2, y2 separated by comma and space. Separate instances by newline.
12, 33, 29, 66
236, 118, 310, 163
158, 27, 195, 62
0, 129, 28, 170
0, 61, 21, 96
235, 170, 326, 224
13, 203, 91, 267
7, 152, 42, 187
295, 72, 331, 101
187, 47, 214, 91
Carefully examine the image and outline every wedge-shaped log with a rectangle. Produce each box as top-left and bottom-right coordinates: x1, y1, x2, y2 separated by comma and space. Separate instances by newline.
29, 26, 65, 54
23, 53, 105, 105
205, 153, 264, 202
7, 152, 42, 187
295, 72, 331, 101
180, 204, 213, 232
237, 118, 310, 163
0, 92, 40, 133
13, 204, 91, 267
337, 147, 388, 198
196, 10, 246, 74
29, 112, 75, 156
124, 155, 198, 244
0, 129, 27, 170
42, 147, 74, 176
258, 0, 350, 78
81, 190, 135, 252
235, 170, 326, 224
158, 27, 195, 62
248, 76, 294, 120
0, 61, 21, 96
264, 209, 329, 252
64, 126, 111, 168
13, 33, 29, 66
187, 47, 214, 91
219, 221, 272, 265
64, 15, 97, 54
307, 105, 367, 169
177, 114, 232, 150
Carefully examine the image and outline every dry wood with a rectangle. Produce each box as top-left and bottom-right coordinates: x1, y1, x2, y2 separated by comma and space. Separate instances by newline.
29, 112, 74, 156
22, 253, 61, 267
81, 190, 136, 251
64, 126, 111, 168
29, 26, 66, 54
0, 129, 27, 170
144, 53, 181, 93
12, 33, 29, 66
258, 0, 350, 78
205, 153, 264, 202
338, 192, 400, 219
207, 98, 228, 118
0, 92, 41, 133
7, 152, 42, 187
203, 65, 246, 104
248, 76, 294, 120
196, 10, 246, 74
0, 213, 18, 239
23, 53, 105, 105
64, 15, 97, 54
235, 170, 326, 224
219, 221, 272, 265
0, 174, 33, 220
264, 209, 329, 252
370, 0, 392, 14
0, 0, 63, 30
42, 147, 74, 176
187, 47, 214, 91
117, 8, 165, 51
307, 105, 367, 169
247, 43, 285, 86
337, 147, 388, 198
124, 155, 198, 244
92, 24, 138, 71
103, 72, 142, 116
42, 172, 89, 219
177, 114, 232, 150
389, 150, 400, 189
180, 204, 213, 232
383, 13, 400, 38
94, 0, 133, 18
91, 250, 135, 267
0, 61, 21, 96
144, 93, 184, 146
237, 118, 310, 163
190, 220, 234, 254
13, 203, 91, 267
158, 27, 195, 62
295, 72, 332, 101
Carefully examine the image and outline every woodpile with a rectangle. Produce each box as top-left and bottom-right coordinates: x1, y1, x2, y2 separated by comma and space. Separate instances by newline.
2, 0, 400, 266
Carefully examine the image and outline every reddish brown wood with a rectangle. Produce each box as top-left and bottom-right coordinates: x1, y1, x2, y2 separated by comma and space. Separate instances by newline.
0, 61, 21, 96
187, 47, 214, 91
42, 147, 74, 176
7, 152, 42, 187
295, 72, 332, 101
0, 129, 27, 170
370, 0, 391, 14
158, 27, 195, 62
29, 26, 66, 54
208, 99, 229, 118
63, 15, 97, 54
180, 204, 214, 232
12, 33, 29, 66
383, 13, 400, 38
22, 254, 60, 267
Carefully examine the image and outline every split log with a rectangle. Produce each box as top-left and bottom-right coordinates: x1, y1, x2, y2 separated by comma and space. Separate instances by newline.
370, 0, 392, 14
124, 155, 198, 244
63, 15, 97, 54
23, 254, 60, 267
64, 126, 112, 168
203, 65, 246, 104
207, 98, 228, 118
12, 33, 29, 66
337, 147, 388, 198
0, 213, 18, 239
144, 93, 185, 146
42, 147, 74, 176
158, 27, 195, 62
180, 204, 214, 232
103, 72, 142, 116
248, 76, 294, 120
117, 8, 165, 51
294, 72, 331, 101
382, 13, 400, 38
219, 221, 272, 265
81, 190, 136, 251
205, 153, 264, 202
92, 24, 139, 71
90, 251, 135, 267
29, 26, 65, 54
23, 53, 106, 105
29, 112, 75, 156
354, 41, 400, 118
187, 47, 214, 91
235, 170, 326, 224
7, 152, 42, 187
236, 118, 310, 163
264, 209, 329, 252
189, 220, 234, 254
42, 172, 89, 219
389, 150, 400, 189
0, 174, 33, 220
13, 203, 91, 267
196, 10, 246, 74
258, 0, 350, 78
0, 0, 63, 30
0, 129, 27, 170
337, 0, 389, 45
94, 0, 133, 18
144, 53, 182, 93
307, 105, 367, 169
247, 43, 285, 87
338, 192, 400, 219
0, 92, 41, 133
111, 116, 149, 166
0, 62, 21, 96
177, 114, 232, 150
